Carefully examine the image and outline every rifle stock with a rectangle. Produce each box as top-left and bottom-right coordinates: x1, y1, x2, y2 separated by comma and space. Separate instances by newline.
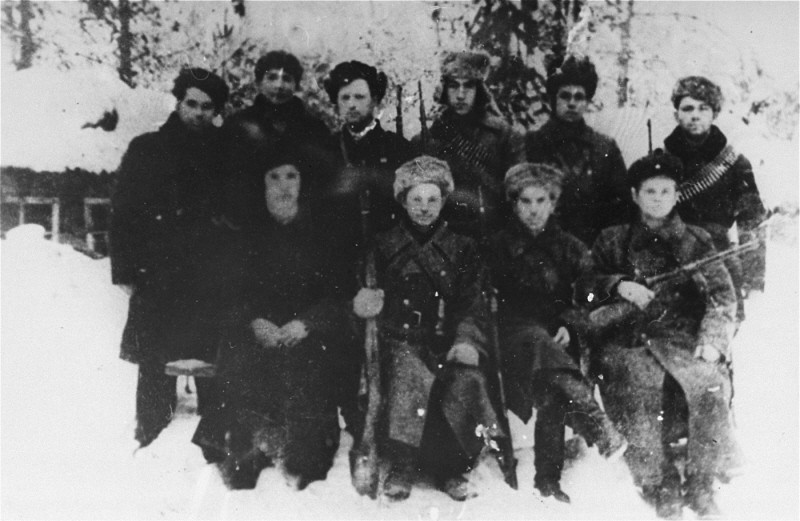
418, 80, 429, 151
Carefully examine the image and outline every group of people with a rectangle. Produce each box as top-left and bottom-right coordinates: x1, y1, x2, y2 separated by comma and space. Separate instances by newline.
110, 49, 767, 519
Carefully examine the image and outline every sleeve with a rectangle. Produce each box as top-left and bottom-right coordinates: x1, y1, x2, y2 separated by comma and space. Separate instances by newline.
578, 230, 632, 307
695, 244, 739, 359
452, 240, 490, 358
504, 126, 526, 169
732, 155, 768, 291
598, 139, 634, 230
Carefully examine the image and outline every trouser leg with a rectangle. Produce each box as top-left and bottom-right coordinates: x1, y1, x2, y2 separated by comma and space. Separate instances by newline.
533, 402, 566, 486
135, 361, 176, 447
195, 376, 220, 416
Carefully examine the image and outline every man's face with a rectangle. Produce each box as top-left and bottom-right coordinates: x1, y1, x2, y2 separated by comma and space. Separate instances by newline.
176, 87, 217, 132
337, 79, 377, 128
514, 185, 555, 235
445, 78, 478, 116
675, 96, 716, 138
403, 183, 444, 228
554, 85, 588, 123
264, 164, 301, 222
632, 176, 678, 221
258, 68, 298, 105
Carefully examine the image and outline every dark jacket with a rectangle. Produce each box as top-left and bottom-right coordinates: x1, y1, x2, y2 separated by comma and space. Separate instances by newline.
413, 109, 525, 237
664, 125, 767, 291
582, 213, 739, 482
110, 112, 227, 364
222, 95, 333, 226
526, 118, 631, 246
487, 219, 590, 421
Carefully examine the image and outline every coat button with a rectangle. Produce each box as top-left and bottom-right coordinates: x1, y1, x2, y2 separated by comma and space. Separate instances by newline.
403, 323, 410, 329
403, 299, 410, 306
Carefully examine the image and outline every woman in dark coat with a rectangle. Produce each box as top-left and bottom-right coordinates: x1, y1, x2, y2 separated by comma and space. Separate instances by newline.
192, 155, 356, 490
487, 163, 626, 503
582, 151, 739, 519
353, 156, 504, 502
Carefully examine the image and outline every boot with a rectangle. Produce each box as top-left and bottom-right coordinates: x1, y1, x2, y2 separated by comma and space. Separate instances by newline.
685, 474, 722, 519
383, 459, 414, 501
595, 415, 628, 460
655, 476, 683, 519
535, 478, 571, 504
441, 473, 478, 501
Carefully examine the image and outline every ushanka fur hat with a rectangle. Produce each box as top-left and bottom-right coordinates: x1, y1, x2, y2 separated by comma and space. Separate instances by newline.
504, 162, 565, 201
393, 155, 454, 203
545, 55, 599, 100
671, 76, 723, 113
324, 60, 388, 103
441, 51, 491, 80
627, 149, 684, 188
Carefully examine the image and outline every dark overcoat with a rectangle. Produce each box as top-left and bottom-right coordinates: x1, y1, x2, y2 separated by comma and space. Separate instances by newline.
193, 208, 356, 479
487, 219, 592, 422
526, 118, 632, 246
583, 214, 740, 485
110, 112, 227, 365
413, 109, 525, 237
664, 125, 767, 293
373, 219, 497, 459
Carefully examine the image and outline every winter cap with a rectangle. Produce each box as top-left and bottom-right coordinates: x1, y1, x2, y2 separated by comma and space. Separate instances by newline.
254, 50, 303, 85
545, 55, 598, 101
393, 155, 455, 203
324, 61, 388, 103
441, 51, 491, 80
671, 76, 723, 113
628, 149, 683, 188
172, 68, 229, 111
504, 162, 564, 201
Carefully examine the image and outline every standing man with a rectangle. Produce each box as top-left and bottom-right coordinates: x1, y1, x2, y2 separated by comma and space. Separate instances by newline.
223, 50, 332, 227
415, 51, 525, 239
664, 76, 767, 322
111, 68, 230, 448
526, 55, 631, 246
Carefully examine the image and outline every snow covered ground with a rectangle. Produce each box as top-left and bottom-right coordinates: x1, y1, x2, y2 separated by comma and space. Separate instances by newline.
1, 222, 798, 520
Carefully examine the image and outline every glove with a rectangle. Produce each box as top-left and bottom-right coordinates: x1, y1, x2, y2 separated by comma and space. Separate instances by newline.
279, 320, 309, 348
446, 343, 480, 366
353, 288, 384, 319
617, 280, 654, 310
250, 318, 282, 349
553, 326, 570, 347
694, 344, 722, 363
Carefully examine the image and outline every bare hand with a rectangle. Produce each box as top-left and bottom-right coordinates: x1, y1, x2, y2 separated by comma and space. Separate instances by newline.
694, 344, 722, 363
446, 343, 480, 366
553, 326, 570, 347
250, 318, 282, 349
118, 284, 134, 296
279, 320, 309, 348
617, 281, 655, 310
353, 288, 384, 319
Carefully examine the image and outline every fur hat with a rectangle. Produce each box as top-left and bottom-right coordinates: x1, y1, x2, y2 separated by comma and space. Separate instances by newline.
254, 50, 303, 84
627, 149, 683, 188
171, 68, 229, 111
671, 76, 723, 113
324, 60, 388, 103
545, 55, 598, 100
393, 155, 454, 202
504, 162, 564, 201
441, 51, 491, 80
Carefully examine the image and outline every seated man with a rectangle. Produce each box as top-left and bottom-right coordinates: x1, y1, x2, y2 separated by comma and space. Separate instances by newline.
353, 156, 505, 502
192, 153, 355, 490
486, 163, 626, 503
582, 150, 740, 519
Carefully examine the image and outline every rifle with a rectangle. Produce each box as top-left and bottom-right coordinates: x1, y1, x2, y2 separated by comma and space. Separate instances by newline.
349, 187, 382, 497
588, 238, 762, 332
418, 80, 429, 151
647, 119, 653, 154
395, 84, 404, 138
476, 187, 518, 490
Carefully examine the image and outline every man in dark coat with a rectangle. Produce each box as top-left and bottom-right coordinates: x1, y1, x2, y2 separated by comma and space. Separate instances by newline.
192, 155, 356, 489
222, 50, 332, 227
664, 76, 767, 322
110, 68, 230, 448
487, 163, 626, 503
353, 156, 505, 502
582, 150, 739, 519
526, 55, 631, 246
413, 51, 525, 239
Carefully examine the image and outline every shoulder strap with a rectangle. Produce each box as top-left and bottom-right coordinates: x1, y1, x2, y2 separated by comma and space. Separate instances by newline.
677, 145, 738, 204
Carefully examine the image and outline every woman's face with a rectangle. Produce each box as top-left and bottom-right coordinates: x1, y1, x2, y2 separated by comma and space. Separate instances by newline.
264, 164, 301, 223
402, 183, 443, 228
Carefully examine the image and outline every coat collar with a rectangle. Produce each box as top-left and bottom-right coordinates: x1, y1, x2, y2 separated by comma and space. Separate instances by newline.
379, 217, 450, 255
539, 117, 594, 146
629, 212, 690, 262
505, 217, 561, 258
664, 124, 727, 164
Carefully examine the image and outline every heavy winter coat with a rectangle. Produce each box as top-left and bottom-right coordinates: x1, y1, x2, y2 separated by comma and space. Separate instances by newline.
413, 109, 525, 237
487, 219, 592, 422
583, 214, 739, 485
192, 208, 356, 478
372, 218, 496, 457
111, 112, 227, 365
526, 118, 632, 246
664, 125, 767, 292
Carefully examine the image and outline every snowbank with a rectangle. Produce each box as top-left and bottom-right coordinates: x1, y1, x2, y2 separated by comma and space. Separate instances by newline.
1, 66, 173, 173
1, 225, 797, 519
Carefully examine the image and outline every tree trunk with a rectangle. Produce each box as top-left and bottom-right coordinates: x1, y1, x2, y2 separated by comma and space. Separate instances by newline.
117, 0, 134, 86
616, 0, 634, 107
17, 0, 37, 70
